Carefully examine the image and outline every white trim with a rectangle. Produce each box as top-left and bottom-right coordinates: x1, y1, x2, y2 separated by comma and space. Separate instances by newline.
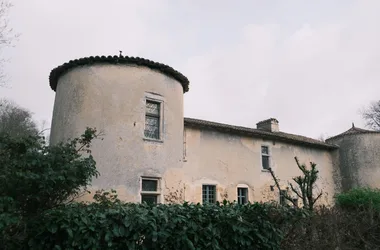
236, 186, 249, 204
140, 176, 162, 203
202, 184, 217, 204
237, 183, 249, 188
143, 94, 165, 142
260, 144, 271, 170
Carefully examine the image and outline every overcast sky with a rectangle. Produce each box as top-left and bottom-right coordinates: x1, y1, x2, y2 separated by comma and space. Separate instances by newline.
1, 0, 379, 139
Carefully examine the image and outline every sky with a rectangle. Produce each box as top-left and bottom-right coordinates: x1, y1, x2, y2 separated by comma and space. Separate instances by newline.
0, 0, 379, 139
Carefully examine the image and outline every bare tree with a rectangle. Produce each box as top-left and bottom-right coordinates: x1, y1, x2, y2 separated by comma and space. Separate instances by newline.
361, 100, 380, 131
269, 157, 323, 211
0, 1, 19, 87
0, 98, 39, 138
39, 119, 51, 145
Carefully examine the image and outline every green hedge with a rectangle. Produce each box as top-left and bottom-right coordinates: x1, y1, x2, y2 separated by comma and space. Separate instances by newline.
22, 201, 299, 250
335, 188, 380, 211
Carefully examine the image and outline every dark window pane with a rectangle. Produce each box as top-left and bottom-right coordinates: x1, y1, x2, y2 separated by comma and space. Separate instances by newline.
202, 185, 216, 204
280, 190, 286, 205
262, 155, 269, 169
144, 116, 159, 139
261, 146, 269, 155
141, 194, 157, 204
237, 188, 248, 204
142, 179, 157, 191
146, 101, 160, 115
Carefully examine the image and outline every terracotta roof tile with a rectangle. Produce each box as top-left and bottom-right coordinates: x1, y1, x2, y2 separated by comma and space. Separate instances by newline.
49, 55, 190, 93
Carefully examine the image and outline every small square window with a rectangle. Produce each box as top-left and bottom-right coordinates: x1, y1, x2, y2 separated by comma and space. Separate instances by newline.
261, 146, 270, 170
237, 187, 248, 204
142, 179, 158, 192
261, 146, 269, 155
141, 194, 158, 204
141, 178, 160, 204
202, 185, 216, 204
144, 100, 161, 139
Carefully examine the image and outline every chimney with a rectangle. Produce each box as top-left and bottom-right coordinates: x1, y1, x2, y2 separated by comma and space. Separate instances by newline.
256, 118, 279, 132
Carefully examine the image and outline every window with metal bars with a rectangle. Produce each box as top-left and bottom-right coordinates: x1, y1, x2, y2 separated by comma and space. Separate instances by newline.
144, 100, 161, 140
202, 185, 216, 204
261, 146, 270, 170
141, 178, 160, 204
237, 187, 248, 204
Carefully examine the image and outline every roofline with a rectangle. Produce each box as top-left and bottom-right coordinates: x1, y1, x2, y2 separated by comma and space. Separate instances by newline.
184, 117, 338, 150
49, 55, 190, 93
326, 130, 380, 141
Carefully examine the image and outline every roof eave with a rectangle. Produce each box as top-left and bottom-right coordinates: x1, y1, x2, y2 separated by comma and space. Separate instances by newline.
184, 120, 338, 150
49, 55, 190, 93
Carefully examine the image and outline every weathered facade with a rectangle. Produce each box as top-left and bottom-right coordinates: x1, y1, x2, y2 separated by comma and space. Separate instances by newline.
49, 55, 380, 206
326, 125, 380, 192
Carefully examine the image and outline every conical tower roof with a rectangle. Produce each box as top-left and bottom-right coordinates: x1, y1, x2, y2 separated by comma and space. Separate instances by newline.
326, 123, 380, 141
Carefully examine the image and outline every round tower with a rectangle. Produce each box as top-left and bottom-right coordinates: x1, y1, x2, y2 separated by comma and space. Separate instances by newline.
49, 55, 189, 202
326, 124, 380, 191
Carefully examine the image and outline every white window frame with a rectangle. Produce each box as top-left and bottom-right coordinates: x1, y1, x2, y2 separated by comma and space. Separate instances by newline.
140, 177, 161, 204
143, 93, 164, 142
237, 187, 249, 205
202, 184, 217, 204
260, 145, 271, 171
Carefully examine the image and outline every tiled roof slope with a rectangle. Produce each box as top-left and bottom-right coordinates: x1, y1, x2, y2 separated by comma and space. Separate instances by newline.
184, 118, 338, 150
326, 124, 380, 141
49, 55, 190, 93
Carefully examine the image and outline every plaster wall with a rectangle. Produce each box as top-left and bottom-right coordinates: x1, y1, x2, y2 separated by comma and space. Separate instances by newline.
180, 127, 337, 206
49, 63, 339, 206
50, 64, 185, 202
327, 134, 380, 191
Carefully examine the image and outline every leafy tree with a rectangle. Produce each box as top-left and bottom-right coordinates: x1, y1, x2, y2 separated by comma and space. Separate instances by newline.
0, 98, 39, 138
361, 100, 380, 131
0, 127, 101, 216
0, 127, 101, 248
269, 157, 323, 211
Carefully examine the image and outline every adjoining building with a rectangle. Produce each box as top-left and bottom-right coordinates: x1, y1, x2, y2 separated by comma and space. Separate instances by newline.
326, 125, 380, 192
49, 55, 380, 206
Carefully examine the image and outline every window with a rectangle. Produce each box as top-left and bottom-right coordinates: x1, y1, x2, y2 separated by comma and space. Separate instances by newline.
141, 178, 160, 204
292, 198, 299, 208
279, 190, 286, 205
237, 187, 248, 204
144, 100, 161, 140
261, 146, 270, 170
202, 185, 216, 204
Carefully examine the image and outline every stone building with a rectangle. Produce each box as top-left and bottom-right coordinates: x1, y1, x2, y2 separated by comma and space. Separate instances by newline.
326, 125, 380, 192
49, 55, 380, 206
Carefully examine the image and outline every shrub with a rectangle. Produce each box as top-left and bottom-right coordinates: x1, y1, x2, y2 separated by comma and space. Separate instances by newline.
281, 205, 380, 249
26, 201, 299, 250
335, 187, 380, 211
0, 128, 101, 249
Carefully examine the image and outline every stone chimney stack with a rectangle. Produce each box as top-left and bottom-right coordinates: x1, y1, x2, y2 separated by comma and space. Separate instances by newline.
256, 118, 279, 132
